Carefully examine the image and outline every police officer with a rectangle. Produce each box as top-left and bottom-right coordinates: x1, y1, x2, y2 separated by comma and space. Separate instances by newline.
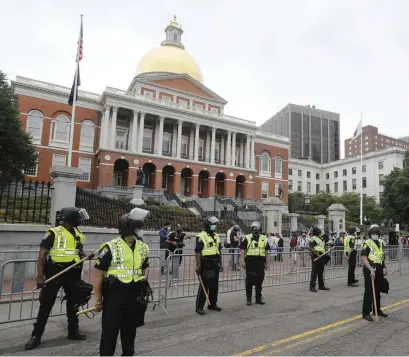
93, 208, 151, 356
361, 224, 388, 321
309, 226, 330, 292
344, 226, 359, 286
195, 216, 223, 315
240, 222, 270, 306
25, 207, 90, 350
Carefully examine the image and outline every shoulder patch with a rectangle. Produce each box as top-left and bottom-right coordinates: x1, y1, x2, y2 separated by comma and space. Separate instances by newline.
98, 247, 109, 258
43, 231, 51, 240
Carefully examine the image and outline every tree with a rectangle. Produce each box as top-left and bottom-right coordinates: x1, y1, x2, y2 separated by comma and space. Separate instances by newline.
288, 191, 305, 213
338, 192, 382, 225
381, 152, 409, 225
0, 71, 37, 180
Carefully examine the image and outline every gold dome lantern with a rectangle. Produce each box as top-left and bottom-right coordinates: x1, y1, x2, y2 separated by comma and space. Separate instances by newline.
135, 16, 204, 83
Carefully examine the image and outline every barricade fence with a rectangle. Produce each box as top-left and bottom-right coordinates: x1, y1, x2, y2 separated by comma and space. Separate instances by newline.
0, 246, 407, 324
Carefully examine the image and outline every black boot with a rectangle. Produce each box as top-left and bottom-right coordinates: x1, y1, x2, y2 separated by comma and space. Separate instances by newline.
208, 305, 222, 311
196, 308, 205, 315
363, 314, 374, 322
67, 329, 87, 340
255, 298, 265, 305
25, 336, 41, 350
246, 298, 252, 306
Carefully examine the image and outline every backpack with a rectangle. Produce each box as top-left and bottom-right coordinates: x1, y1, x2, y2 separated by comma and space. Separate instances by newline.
335, 237, 342, 246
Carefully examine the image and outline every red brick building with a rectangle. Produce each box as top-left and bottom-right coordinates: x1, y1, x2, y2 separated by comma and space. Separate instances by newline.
12, 17, 290, 204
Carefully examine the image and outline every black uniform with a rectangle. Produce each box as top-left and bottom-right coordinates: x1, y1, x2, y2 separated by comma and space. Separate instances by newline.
309, 236, 329, 290
240, 236, 270, 301
32, 229, 84, 338
195, 231, 222, 310
361, 240, 385, 317
167, 230, 187, 265
346, 236, 357, 285
95, 239, 149, 356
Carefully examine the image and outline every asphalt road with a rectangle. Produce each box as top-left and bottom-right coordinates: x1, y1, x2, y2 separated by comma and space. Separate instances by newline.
1, 272, 409, 356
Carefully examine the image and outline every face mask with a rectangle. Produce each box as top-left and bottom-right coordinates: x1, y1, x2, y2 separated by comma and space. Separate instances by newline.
253, 230, 260, 237
134, 230, 143, 239
371, 235, 379, 241
210, 225, 216, 231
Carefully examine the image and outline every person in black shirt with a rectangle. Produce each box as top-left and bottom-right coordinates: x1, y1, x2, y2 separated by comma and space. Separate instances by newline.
167, 224, 190, 265
230, 225, 240, 271
361, 224, 388, 322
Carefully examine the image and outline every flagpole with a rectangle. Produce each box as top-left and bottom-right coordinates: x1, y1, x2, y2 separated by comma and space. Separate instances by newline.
67, 15, 82, 168
360, 113, 363, 225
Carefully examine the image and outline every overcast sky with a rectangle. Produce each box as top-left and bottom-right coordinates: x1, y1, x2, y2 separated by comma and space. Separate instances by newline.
2, 0, 408, 157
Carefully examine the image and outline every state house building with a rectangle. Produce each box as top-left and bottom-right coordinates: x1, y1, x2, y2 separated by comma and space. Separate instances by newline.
12, 17, 290, 204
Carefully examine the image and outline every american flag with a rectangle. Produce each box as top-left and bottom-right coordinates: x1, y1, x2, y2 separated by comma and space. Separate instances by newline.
68, 16, 83, 106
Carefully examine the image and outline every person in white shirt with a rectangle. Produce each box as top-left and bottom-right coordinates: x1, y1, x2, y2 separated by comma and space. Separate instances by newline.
297, 230, 309, 267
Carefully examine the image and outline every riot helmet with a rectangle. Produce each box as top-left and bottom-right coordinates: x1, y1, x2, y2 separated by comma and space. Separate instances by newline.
204, 216, 219, 232
60, 207, 89, 227
368, 224, 381, 241
118, 207, 150, 238
312, 226, 322, 236
347, 226, 356, 235
251, 221, 262, 238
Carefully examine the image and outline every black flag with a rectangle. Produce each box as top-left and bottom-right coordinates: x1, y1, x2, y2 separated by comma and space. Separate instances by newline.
68, 66, 80, 106
68, 17, 83, 106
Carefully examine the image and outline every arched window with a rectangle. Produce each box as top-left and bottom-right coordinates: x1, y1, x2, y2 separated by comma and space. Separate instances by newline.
259, 152, 271, 174
26, 110, 43, 140
173, 32, 178, 41
80, 120, 94, 148
53, 115, 70, 142
275, 156, 282, 179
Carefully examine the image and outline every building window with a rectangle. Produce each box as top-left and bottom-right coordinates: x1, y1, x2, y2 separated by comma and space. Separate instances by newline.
326, 184, 330, 193
334, 171, 338, 178
24, 154, 39, 177
260, 153, 271, 173
316, 184, 320, 193
275, 156, 282, 179
143, 129, 153, 151
51, 115, 70, 142
365, 136, 368, 140
307, 171, 311, 179
181, 136, 188, 157
289, 168, 293, 176
162, 133, 171, 154
275, 184, 281, 197
289, 180, 293, 191
316, 173, 320, 180
298, 170, 302, 177
362, 164, 366, 173
365, 141, 368, 146
334, 182, 338, 193
27, 110, 43, 140
52, 154, 66, 167
297, 181, 302, 192
352, 167, 356, 175
261, 181, 268, 199
115, 128, 128, 150
78, 158, 91, 182
378, 161, 384, 170
379, 174, 385, 185
307, 182, 311, 193
343, 169, 347, 176
362, 177, 367, 188
326, 173, 329, 179
215, 142, 220, 163
343, 180, 347, 191
198, 139, 205, 160
80, 120, 94, 148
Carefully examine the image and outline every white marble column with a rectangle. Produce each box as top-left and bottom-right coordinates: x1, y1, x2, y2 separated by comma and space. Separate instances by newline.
194, 124, 200, 161
137, 112, 145, 153
130, 111, 138, 152
110, 107, 118, 149
226, 131, 231, 167
239, 139, 244, 167
189, 126, 195, 160
220, 133, 225, 165
231, 131, 237, 166
176, 120, 183, 158
156, 116, 165, 155
210, 127, 216, 164
206, 131, 211, 162
171, 124, 177, 157
99, 106, 110, 148
244, 134, 250, 168
250, 136, 255, 169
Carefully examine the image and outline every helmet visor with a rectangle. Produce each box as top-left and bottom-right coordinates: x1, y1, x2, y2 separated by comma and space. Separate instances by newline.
207, 216, 219, 225
78, 208, 90, 220
129, 207, 150, 221
251, 221, 261, 230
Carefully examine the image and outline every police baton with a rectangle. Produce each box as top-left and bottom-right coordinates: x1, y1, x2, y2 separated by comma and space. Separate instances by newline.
76, 306, 97, 316
314, 246, 335, 262
197, 274, 211, 306
34, 248, 100, 290
371, 277, 379, 322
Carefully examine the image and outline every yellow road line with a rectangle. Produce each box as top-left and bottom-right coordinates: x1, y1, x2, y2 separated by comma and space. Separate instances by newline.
236, 298, 409, 356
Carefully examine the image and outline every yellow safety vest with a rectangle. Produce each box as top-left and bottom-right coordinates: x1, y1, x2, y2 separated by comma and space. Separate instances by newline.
365, 239, 384, 265
344, 235, 356, 254
198, 231, 220, 257
103, 237, 149, 284
311, 235, 325, 254
49, 226, 85, 263
244, 234, 268, 257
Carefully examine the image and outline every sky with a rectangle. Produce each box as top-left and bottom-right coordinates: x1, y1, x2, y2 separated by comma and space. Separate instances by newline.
2, 0, 408, 158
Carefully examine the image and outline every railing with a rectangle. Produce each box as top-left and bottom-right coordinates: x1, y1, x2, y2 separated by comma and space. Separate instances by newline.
0, 180, 52, 224
96, 185, 133, 193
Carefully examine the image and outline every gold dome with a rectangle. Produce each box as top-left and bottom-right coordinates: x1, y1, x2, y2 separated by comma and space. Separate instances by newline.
135, 45, 204, 83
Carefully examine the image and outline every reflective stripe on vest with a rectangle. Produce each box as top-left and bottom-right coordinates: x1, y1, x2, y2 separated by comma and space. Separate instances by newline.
198, 232, 220, 256
344, 235, 356, 254
366, 239, 384, 265
245, 234, 267, 257
104, 237, 149, 284
311, 236, 325, 254
49, 226, 85, 263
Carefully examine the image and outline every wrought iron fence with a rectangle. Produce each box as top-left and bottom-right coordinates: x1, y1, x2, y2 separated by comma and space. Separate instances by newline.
0, 180, 52, 224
